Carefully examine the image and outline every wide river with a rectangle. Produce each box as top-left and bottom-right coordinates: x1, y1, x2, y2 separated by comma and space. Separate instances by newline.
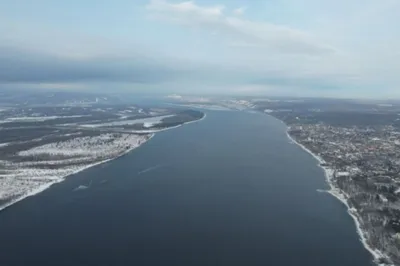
0, 110, 373, 266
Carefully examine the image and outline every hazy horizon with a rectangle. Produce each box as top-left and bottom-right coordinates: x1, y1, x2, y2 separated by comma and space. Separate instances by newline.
1, 0, 399, 98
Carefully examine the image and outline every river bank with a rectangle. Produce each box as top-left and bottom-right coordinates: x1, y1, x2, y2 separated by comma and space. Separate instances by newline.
0, 110, 373, 266
285, 127, 391, 265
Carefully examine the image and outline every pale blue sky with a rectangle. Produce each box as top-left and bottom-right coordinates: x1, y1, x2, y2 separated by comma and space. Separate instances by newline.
1, 0, 399, 98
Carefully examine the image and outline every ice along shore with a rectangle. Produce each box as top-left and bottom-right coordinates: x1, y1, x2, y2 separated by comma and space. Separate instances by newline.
286, 128, 392, 266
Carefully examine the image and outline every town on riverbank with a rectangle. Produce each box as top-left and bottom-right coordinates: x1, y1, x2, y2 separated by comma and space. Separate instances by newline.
252, 98, 400, 266
169, 95, 400, 265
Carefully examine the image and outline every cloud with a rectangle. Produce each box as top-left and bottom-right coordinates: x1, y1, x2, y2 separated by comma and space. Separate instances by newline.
0, 44, 266, 90
2, 0, 400, 97
147, 0, 225, 17
0, 43, 366, 96
0, 46, 178, 84
232, 7, 246, 16
228, 41, 260, 48
146, 0, 336, 55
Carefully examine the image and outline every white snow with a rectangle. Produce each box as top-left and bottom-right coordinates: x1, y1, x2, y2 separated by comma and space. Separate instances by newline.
1, 115, 91, 123
176, 104, 230, 111
167, 94, 183, 99
18, 134, 134, 157
336, 171, 350, 177
264, 109, 274, 113
143, 122, 156, 128
0, 133, 150, 211
81, 115, 173, 128
379, 194, 389, 203
0, 111, 207, 212
287, 128, 393, 265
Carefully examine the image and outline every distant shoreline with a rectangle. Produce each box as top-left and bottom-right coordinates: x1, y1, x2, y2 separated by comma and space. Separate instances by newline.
0, 111, 207, 213
272, 114, 389, 265
128, 111, 206, 133
0, 134, 154, 212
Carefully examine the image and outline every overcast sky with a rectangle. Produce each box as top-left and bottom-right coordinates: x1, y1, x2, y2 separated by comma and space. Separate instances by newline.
1, 0, 400, 98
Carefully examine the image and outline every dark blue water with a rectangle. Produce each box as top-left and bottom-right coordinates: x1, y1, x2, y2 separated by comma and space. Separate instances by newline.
0, 111, 373, 266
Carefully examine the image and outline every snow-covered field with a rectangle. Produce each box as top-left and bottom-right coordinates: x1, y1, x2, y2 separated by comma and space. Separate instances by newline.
175, 104, 231, 111
81, 115, 174, 128
1, 115, 91, 123
0, 102, 206, 212
18, 134, 136, 157
0, 133, 150, 211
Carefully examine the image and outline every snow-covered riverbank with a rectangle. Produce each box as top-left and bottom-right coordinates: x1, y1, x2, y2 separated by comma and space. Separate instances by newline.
0, 112, 207, 212
0, 133, 152, 212
286, 129, 392, 265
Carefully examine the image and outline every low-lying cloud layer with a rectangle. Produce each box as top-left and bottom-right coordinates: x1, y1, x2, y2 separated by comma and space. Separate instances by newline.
0, 46, 179, 83
0, 0, 399, 98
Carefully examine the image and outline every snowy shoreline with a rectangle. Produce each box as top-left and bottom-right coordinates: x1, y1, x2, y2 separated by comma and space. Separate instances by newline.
183, 112, 207, 125
0, 133, 155, 212
286, 129, 391, 265
0, 113, 206, 213
130, 113, 206, 133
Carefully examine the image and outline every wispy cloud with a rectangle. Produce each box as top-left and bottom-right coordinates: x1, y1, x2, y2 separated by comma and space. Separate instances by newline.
232, 7, 246, 16
1, 0, 400, 97
146, 0, 336, 55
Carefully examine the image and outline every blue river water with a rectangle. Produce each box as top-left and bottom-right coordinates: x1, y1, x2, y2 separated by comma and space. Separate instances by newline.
0, 110, 373, 266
